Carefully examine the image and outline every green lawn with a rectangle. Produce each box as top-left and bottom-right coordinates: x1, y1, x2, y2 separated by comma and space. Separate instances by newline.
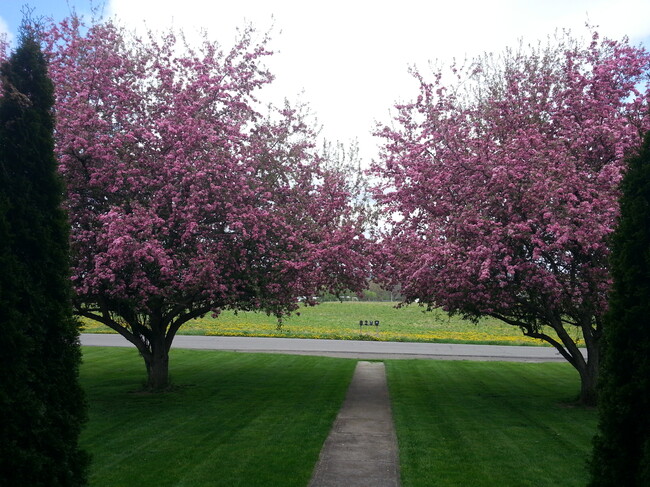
80, 301, 572, 347
386, 360, 597, 487
80, 347, 356, 487
80, 348, 597, 487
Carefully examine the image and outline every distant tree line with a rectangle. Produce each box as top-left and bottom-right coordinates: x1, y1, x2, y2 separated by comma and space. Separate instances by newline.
318, 281, 403, 302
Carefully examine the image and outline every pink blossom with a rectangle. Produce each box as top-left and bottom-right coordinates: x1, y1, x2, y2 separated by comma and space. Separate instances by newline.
372, 29, 650, 402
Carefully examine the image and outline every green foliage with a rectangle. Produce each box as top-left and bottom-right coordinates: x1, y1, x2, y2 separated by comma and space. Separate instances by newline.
386, 361, 597, 487
79, 347, 355, 486
590, 132, 650, 486
0, 29, 88, 486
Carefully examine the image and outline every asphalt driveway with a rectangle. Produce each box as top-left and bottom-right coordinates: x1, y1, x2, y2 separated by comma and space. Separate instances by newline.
80, 333, 584, 362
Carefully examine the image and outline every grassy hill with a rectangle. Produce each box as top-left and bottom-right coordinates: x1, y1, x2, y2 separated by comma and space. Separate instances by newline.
81, 301, 578, 347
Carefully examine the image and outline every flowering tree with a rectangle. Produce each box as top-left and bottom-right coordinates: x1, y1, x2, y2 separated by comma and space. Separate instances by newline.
373, 31, 650, 405
40, 18, 368, 390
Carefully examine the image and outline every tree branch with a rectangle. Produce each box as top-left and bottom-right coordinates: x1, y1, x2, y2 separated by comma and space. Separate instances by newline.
489, 311, 578, 367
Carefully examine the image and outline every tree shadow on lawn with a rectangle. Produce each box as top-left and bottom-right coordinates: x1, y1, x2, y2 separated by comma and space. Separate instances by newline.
80, 347, 357, 487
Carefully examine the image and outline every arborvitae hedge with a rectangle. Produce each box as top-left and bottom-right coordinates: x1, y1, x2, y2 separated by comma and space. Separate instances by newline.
589, 132, 650, 487
0, 30, 89, 486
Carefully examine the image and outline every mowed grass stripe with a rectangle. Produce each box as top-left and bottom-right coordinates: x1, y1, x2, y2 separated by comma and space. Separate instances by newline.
81, 349, 598, 487
80, 348, 356, 487
385, 361, 597, 487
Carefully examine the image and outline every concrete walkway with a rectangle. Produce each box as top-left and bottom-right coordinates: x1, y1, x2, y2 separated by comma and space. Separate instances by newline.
308, 361, 400, 487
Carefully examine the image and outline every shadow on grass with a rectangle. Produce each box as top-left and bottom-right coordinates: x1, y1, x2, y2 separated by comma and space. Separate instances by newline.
80, 347, 356, 487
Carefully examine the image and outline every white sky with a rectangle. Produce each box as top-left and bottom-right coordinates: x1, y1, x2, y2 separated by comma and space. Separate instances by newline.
2, 0, 650, 162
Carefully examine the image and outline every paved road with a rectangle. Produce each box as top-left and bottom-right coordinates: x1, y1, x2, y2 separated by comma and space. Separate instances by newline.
80, 333, 584, 362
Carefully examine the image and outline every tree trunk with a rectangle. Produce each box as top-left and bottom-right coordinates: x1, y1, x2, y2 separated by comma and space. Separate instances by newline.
142, 335, 170, 391
83, 304, 215, 392
578, 364, 598, 407
577, 343, 599, 407
144, 353, 170, 391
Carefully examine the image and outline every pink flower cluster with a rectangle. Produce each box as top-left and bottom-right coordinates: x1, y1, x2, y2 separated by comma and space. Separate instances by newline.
33, 17, 368, 323
373, 31, 650, 333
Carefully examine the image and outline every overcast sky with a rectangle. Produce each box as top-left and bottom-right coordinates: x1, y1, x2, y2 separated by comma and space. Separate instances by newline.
2, 0, 650, 162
